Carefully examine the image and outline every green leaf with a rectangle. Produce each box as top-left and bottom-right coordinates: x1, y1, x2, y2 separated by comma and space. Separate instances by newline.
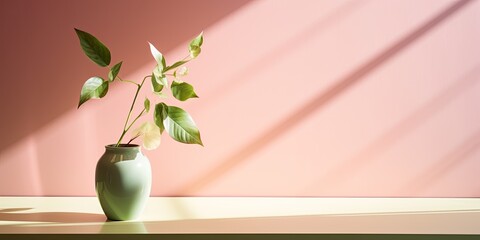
171, 81, 199, 101
154, 103, 168, 133
151, 72, 164, 92
155, 65, 168, 84
164, 106, 203, 145
78, 76, 109, 108
108, 61, 122, 82
148, 42, 166, 71
189, 32, 203, 58
189, 32, 204, 48
151, 68, 168, 93
189, 45, 201, 58
74, 28, 111, 67
164, 60, 188, 72
144, 97, 150, 113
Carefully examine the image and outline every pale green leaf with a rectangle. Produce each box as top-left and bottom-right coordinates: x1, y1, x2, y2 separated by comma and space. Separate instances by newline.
189, 32, 203, 58
174, 66, 189, 79
148, 42, 166, 71
108, 61, 122, 82
78, 76, 109, 108
171, 81, 198, 101
177, 66, 189, 76
74, 28, 111, 67
132, 122, 161, 150
153, 92, 168, 98
164, 106, 203, 145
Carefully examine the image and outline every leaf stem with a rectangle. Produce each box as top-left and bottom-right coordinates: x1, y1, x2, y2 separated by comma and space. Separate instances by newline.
107, 65, 139, 86
181, 54, 190, 62
115, 75, 151, 146
163, 54, 191, 73
116, 76, 139, 86
127, 134, 140, 144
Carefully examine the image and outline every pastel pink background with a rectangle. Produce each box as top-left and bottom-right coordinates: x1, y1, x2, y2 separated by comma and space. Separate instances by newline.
1, 0, 479, 197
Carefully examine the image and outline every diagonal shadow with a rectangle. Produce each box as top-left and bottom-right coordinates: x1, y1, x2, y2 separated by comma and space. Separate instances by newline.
0, 208, 32, 213
140, 210, 480, 234
0, 0, 253, 153
308, 64, 480, 195
0, 208, 105, 223
176, 0, 473, 195
202, 0, 367, 102
401, 129, 480, 195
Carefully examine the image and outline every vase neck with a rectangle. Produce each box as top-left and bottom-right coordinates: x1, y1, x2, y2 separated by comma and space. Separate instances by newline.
104, 144, 142, 155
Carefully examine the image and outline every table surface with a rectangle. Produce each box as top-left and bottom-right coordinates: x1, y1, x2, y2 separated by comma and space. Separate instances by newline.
0, 197, 480, 234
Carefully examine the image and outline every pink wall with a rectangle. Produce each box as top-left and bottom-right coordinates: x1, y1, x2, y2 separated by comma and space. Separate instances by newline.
1, 0, 480, 197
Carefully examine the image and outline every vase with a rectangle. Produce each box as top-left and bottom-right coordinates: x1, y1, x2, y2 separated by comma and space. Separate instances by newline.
95, 144, 152, 221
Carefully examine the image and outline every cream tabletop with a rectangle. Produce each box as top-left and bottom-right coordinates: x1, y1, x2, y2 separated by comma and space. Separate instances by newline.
0, 197, 479, 234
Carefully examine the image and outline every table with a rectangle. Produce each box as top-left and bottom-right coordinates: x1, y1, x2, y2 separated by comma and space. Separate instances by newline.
1, 197, 480, 236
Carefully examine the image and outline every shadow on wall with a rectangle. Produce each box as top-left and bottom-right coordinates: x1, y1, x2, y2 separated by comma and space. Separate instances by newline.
175, 0, 474, 195
203, 0, 367, 105
310, 64, 480, 195
0, 0, 252, 153
402, 127, 480, 195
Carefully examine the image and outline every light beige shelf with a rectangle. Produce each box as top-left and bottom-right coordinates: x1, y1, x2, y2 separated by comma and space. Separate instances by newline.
0, 197, 479, 234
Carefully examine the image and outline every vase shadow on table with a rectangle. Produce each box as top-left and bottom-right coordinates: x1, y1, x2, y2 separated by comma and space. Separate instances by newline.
0, 208, 147, 233
100, 219, 147, 233
0, 208, 105, 223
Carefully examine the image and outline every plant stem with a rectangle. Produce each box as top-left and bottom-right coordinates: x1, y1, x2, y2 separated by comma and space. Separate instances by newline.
115, 75, 151, 146
181, 54, 190, 62
125, 109, 146, 133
